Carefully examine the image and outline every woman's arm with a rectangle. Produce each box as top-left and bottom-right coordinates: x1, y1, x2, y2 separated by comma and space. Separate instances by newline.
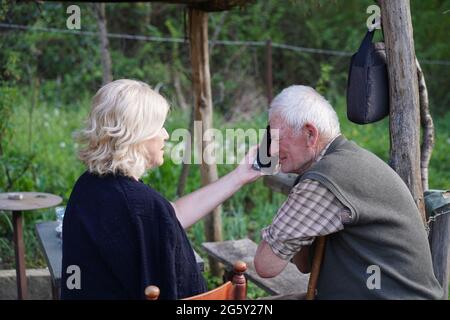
172, 147, 262, 229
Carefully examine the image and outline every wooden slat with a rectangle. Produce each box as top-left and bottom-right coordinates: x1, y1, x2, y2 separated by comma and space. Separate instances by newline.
183, 281, 233, 300
202, 238, 309, 295
427, 194, 450, 299
148, 0, 254, 12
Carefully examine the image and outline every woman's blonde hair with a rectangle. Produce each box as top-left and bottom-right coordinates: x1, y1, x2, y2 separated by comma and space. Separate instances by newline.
76, 79, 169, 178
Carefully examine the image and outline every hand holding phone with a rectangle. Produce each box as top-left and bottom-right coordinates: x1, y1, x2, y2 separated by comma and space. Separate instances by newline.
253, 125, 278, 174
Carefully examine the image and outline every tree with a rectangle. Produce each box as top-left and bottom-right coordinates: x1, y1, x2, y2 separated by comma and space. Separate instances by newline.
93, 3, 113, 85
188, 8, 223, 276
379, 0, 426, 223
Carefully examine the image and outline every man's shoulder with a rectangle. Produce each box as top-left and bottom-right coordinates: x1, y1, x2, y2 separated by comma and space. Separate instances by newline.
309, 138, 390, 177
291, 178, 322, 194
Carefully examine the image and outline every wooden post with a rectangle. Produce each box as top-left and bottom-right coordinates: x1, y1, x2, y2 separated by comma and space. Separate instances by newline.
427, 194, 450, 299
379, 0, 426, 223
306, 236, 326, 300
13, 211, 27, 300
265, 39, 273, 104
188, 8, 223, 277
232, 261, 247, 300
94, 3, 113, 85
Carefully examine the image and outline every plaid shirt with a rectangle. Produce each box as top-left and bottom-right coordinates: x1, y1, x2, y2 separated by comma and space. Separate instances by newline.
261, 135, 352, 260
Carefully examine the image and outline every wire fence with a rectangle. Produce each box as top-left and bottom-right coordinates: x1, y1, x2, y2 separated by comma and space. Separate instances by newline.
1, 23, 450, 66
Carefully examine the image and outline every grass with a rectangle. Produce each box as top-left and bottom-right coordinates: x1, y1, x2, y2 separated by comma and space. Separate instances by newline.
0, 90, 449, 298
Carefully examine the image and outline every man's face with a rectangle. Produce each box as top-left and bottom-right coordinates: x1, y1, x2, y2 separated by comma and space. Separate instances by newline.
269, 114, 317, 174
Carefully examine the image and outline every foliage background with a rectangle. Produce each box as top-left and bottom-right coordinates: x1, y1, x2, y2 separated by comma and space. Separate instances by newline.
0, 0, 449, 298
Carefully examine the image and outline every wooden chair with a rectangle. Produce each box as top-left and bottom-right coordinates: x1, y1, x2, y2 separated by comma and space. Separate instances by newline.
145, 260, 247, 300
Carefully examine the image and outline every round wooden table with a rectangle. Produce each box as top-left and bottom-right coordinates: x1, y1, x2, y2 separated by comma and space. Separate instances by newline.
0, 192, 62, 300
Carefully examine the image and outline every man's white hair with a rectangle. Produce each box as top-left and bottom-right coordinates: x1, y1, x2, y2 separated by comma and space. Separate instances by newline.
269, 85, 340, 138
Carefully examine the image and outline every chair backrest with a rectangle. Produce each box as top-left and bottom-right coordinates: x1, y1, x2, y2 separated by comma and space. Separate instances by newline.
145, 260, 247, 300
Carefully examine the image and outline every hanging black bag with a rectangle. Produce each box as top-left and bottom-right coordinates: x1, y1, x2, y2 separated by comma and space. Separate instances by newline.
346, 30, 389, 124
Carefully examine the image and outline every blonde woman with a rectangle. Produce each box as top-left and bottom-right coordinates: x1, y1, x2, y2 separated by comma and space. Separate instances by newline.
61, 79, 261, 300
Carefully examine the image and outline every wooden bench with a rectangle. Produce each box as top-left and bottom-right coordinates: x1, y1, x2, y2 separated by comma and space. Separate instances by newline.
202, 238, 309, 296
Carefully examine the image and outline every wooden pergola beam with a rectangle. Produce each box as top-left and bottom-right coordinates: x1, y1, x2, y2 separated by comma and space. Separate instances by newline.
147, 0, 254, 12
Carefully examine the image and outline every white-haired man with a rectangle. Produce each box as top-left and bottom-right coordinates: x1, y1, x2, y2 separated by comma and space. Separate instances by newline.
254, 85, 443, 299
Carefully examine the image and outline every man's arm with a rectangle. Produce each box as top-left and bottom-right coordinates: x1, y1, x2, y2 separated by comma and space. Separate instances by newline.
254, 241, 311, 277
254, 240, 289, 278
292, 245, 311, 274
255, 180, 347, 279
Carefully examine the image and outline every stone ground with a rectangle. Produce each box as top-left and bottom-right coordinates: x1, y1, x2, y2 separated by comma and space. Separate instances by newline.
0, 269, 52, 300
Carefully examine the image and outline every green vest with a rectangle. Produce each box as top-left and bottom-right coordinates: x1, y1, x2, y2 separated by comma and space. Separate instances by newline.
299, 135, 443, 299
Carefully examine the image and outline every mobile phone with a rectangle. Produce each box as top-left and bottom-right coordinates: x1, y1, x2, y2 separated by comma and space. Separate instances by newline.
253, 125, 272, 170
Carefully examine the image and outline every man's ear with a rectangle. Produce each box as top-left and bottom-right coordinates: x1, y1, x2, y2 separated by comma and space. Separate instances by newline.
304, 123, 319, 147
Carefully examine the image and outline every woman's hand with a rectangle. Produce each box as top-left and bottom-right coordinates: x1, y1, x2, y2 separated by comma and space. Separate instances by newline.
232, 145, 264, 186
173, 145, 264, 229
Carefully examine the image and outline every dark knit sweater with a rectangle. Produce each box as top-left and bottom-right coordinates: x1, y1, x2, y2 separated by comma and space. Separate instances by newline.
61, 171, 206, 300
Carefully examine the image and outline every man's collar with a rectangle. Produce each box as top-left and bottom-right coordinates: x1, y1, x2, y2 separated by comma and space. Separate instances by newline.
315, 134, 342, 163
293, 134, 344, 184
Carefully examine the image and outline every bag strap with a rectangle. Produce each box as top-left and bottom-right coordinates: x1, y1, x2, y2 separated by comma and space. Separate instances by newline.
359, 30, 375, 52
305, 236, 327, 300
359, 29, 385, 52
352, 30, 375, 65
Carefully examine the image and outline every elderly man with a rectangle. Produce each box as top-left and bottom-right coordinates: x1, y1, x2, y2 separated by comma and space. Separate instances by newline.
254, 85, 443, 299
